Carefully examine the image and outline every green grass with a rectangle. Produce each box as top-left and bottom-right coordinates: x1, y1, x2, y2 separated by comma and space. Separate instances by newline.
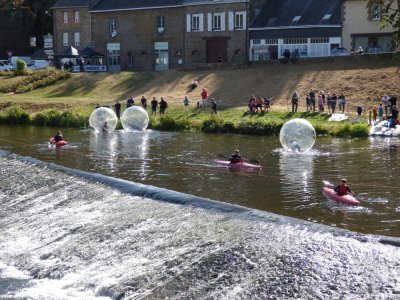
0, 103, 371, 137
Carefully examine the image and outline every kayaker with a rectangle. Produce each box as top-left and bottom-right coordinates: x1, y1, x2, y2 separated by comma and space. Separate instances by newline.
334, 179, 354, 196
229, 149, 243, 164
53, 131, 63, 143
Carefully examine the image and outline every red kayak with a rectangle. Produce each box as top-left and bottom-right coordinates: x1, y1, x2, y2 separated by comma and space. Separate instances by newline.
214, 160, 262, 170
49, 138, 67, 147
322, 187, 359, 206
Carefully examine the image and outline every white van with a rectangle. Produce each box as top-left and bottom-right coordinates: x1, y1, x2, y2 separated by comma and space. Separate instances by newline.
27, 60, 49, 70
10, 56, 31, 67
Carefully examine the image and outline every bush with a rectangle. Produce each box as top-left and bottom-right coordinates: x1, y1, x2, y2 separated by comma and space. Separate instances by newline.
333, 124, 369, 138
150, 116, 191, 131
0, 106, 30, 125
15, 59, 28, 76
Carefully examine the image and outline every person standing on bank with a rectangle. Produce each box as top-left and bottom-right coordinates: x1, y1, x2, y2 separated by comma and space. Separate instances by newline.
183, 95, 190, 113
211, 98, 217, 114
201, 88, 208, 109
338, 93, 346, 113
140, 96, 147, 110
127, 96, 134, 108
114, 100, 121, 119
291, 91, 299, 113
159, 97, 168, 116
151, 97, 158, 116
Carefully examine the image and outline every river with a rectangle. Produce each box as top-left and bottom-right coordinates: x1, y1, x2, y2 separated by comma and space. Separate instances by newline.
0, 126, 400, 299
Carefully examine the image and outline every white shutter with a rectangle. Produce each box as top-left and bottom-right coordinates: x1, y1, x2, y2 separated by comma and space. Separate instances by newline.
228, 11, 234, 31
221, 12, 225, 31
207, 13, 212, 31
199, 13, 204, 31
186, 14, 191, 32
242, 11, 247, 30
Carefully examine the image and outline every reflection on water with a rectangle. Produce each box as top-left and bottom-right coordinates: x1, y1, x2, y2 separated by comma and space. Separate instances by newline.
0, 125, 400, 237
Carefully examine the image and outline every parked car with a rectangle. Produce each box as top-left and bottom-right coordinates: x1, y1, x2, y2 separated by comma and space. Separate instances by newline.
27, 60, 49, 70
330, 47, 350, 56
0, 60, 12, 71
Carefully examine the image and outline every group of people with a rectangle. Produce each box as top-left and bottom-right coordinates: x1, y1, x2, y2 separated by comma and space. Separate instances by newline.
248, 95, 272, 113
111, 96, 168, 119
291, 89, 347, 114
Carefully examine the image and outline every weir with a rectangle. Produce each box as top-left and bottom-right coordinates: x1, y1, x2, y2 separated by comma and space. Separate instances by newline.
0, 152, 400, 299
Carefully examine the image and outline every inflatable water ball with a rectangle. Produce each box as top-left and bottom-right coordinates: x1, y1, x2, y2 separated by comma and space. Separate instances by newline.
279, 118, 316, 153
121, 106, 149, 131
89, 107, 118, 133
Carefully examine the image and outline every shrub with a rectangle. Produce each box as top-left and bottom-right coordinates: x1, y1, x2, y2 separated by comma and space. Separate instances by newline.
201, 117, 225, 133
150, 116, 191, 131
15, 59, 28, 76
0, 106, 30, 125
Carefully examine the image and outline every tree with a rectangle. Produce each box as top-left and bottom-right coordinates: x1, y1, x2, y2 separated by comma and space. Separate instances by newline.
367, 0, 400, 46
0, 0, 56, 48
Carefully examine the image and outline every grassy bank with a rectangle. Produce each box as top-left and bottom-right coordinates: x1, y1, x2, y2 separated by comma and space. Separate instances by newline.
0, 104, 370, 138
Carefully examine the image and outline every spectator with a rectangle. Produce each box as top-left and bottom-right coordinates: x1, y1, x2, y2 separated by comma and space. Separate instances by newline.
378, 103, 384, 121
318, 93, 324, 112
114, 100, 121, 119
140, 96, 147, 110
159, 97, 168, 115
331, 93, 338, 113
389, 94, 397, 113
211, 98, 217, 114
326, 93, 332, 114
183, 95, 190, 113
338, 93, 346, 113
151, 97, 158, 115
382, 94, 390, 116
372, 106, 378, 123
68, 60, 73, 71
255, 96, 264, 112
291, 91, 299, 113
201, 88, 208, 108
309, 89, 316, 112
190, 79, 198, 90
356, 106, 362, 118
248, 95, 256, 112
127, 96, 134, 108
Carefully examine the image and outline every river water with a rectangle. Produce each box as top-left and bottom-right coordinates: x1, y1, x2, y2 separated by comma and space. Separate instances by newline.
0, 126, 400, 299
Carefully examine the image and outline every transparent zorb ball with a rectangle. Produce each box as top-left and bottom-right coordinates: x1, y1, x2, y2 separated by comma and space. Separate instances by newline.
89, 107, 118, 133
279, 118, 316, 152
121, 106, 149, 131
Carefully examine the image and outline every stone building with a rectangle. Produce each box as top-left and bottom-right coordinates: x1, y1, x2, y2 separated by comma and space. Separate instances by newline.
51, 0, 249, 71
183, 0, 249, 66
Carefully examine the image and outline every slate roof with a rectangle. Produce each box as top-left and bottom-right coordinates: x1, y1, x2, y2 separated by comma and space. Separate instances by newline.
251, 0, 341, 29
90, 0, 183, 12
51, 0, 90, 9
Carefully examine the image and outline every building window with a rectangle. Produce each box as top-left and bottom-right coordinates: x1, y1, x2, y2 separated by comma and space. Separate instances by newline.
234, 12, 244, 30
252, 39, 261, 45
371, 3, 381, 20
63, 11, 68, 24
212, 13, 221, 31
192, 14, 200, 31
63, 32, 68, 46
284, 38, 307, 44
107, 43, 121, 66
157, 16, 165, 33
109, 18, 118, 36
74, 11, 79, 23
310, 37, 329, 43
265, 38, 278, 45
127, 52, 134, 66
74, 32, 80, 46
